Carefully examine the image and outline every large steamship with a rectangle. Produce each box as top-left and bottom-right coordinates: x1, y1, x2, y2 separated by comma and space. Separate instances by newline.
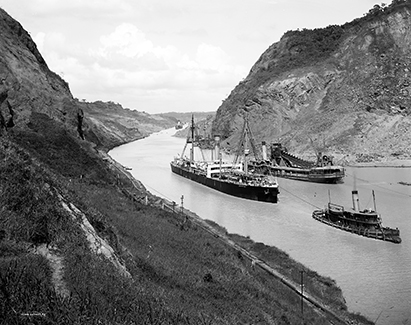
170, 116, 279, 203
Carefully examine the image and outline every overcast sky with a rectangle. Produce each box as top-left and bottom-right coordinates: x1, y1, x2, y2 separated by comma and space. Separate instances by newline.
2, 0, 377, 113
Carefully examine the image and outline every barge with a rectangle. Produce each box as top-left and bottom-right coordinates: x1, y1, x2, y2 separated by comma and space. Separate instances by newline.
250, 143, 345, 184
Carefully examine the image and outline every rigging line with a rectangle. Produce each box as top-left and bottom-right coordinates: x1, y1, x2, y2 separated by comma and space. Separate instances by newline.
345, 172, 411, 198
143, 183, 174, 202
279, 184, 322, 210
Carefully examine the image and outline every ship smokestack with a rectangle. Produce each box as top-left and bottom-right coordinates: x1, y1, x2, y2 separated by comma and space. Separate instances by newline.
244, 148, 249, 174
214, 135, 220, 161
190, 148, 194, 163
262, 141, 267, 161
352, 190, 360, 211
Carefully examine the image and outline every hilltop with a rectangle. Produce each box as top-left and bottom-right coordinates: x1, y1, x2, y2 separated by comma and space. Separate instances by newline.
212, 0, 411, 165
0, 5, 374, 325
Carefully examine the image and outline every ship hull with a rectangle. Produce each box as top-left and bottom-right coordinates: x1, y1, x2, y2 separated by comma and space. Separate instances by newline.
250, 163, 344, 184
274, 170, 343, 183
171, 163, 278, 203
312, 209, 401, 244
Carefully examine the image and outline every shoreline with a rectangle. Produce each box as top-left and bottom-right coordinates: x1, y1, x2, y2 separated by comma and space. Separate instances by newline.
347, 160, 411, 168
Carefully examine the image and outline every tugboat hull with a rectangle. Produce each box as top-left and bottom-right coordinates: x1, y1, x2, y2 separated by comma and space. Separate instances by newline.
312, 208, 401, 244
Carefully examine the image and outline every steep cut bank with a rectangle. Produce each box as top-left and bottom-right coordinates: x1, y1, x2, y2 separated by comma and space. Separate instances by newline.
213, 0, 411, 165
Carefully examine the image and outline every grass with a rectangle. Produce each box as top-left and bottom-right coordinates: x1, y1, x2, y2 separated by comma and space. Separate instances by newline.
0, 111, 374, 324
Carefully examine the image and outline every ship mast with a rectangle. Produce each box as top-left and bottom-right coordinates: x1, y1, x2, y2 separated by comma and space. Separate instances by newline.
234, 114, 259, 174
190, 115, 195, 163
180, 115, 205, 163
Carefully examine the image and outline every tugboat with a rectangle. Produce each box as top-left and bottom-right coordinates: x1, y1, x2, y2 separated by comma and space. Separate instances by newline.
312, 190, 401, 243
170, 116, 279, 203
249, 143, 345, 184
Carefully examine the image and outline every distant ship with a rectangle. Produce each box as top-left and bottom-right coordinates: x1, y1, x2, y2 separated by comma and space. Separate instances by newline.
175, 120, 183, 129
170, 116, 279, 203
249, 143, 345, 184
312, 190, 401, 243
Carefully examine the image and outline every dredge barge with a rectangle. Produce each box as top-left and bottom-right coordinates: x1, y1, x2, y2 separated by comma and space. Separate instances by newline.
250, 143, 345, 184
312, 190, 401, 243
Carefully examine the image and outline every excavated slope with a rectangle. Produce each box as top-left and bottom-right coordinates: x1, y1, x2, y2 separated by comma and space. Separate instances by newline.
213, 2, 411, 164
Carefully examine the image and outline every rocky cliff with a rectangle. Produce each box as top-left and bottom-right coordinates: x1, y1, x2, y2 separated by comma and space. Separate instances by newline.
212, 0, 411, 164
0, 8, 76, 132
0, 8, 174, 150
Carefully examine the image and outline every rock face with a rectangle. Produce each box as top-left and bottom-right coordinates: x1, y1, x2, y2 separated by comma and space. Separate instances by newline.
212, 1, 411, 164
0, 8, 77, 133
0, 8, 174, 150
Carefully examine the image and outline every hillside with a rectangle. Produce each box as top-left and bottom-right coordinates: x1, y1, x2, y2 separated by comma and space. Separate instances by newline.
159, 111, 216, 124
0, 4, 177, 151
0, 6, 374, 325
212, 0, 411, 165
78, 100, 177, 150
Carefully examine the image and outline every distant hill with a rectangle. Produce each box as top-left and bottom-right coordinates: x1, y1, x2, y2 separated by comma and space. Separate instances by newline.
212, 0, 411, 164
159, 112, 216, 138
78, 100, 176, 150
158, 111, 215, 124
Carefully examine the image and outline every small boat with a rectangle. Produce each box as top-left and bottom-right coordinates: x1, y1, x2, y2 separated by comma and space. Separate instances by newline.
249, 143, 345, 184
170, 116, 279, 203
312, 190, 401, 243
175, 120, 183, 129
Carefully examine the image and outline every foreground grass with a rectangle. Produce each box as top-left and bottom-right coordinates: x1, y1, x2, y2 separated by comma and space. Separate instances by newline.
0, 113, 373, 324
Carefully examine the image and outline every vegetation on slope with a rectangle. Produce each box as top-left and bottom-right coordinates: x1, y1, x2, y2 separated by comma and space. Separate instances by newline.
253, 0, 411, 94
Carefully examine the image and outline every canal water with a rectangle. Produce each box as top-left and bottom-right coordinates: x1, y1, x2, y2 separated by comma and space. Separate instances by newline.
109, 128, 411, 324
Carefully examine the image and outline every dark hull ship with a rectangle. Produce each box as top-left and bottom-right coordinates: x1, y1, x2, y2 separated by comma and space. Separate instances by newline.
170, 116, 279, 203
312, 190, 401, 244
170, 161, 279, 203
175, 120, 183, 129
250, 143, 345, 184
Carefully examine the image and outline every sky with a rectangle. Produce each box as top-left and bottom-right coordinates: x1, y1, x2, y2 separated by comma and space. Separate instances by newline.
1, 0, 378, 113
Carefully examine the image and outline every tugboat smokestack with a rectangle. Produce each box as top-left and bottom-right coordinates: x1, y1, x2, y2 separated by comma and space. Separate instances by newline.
352, 190, 360, 211
262, 141, 267, 161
